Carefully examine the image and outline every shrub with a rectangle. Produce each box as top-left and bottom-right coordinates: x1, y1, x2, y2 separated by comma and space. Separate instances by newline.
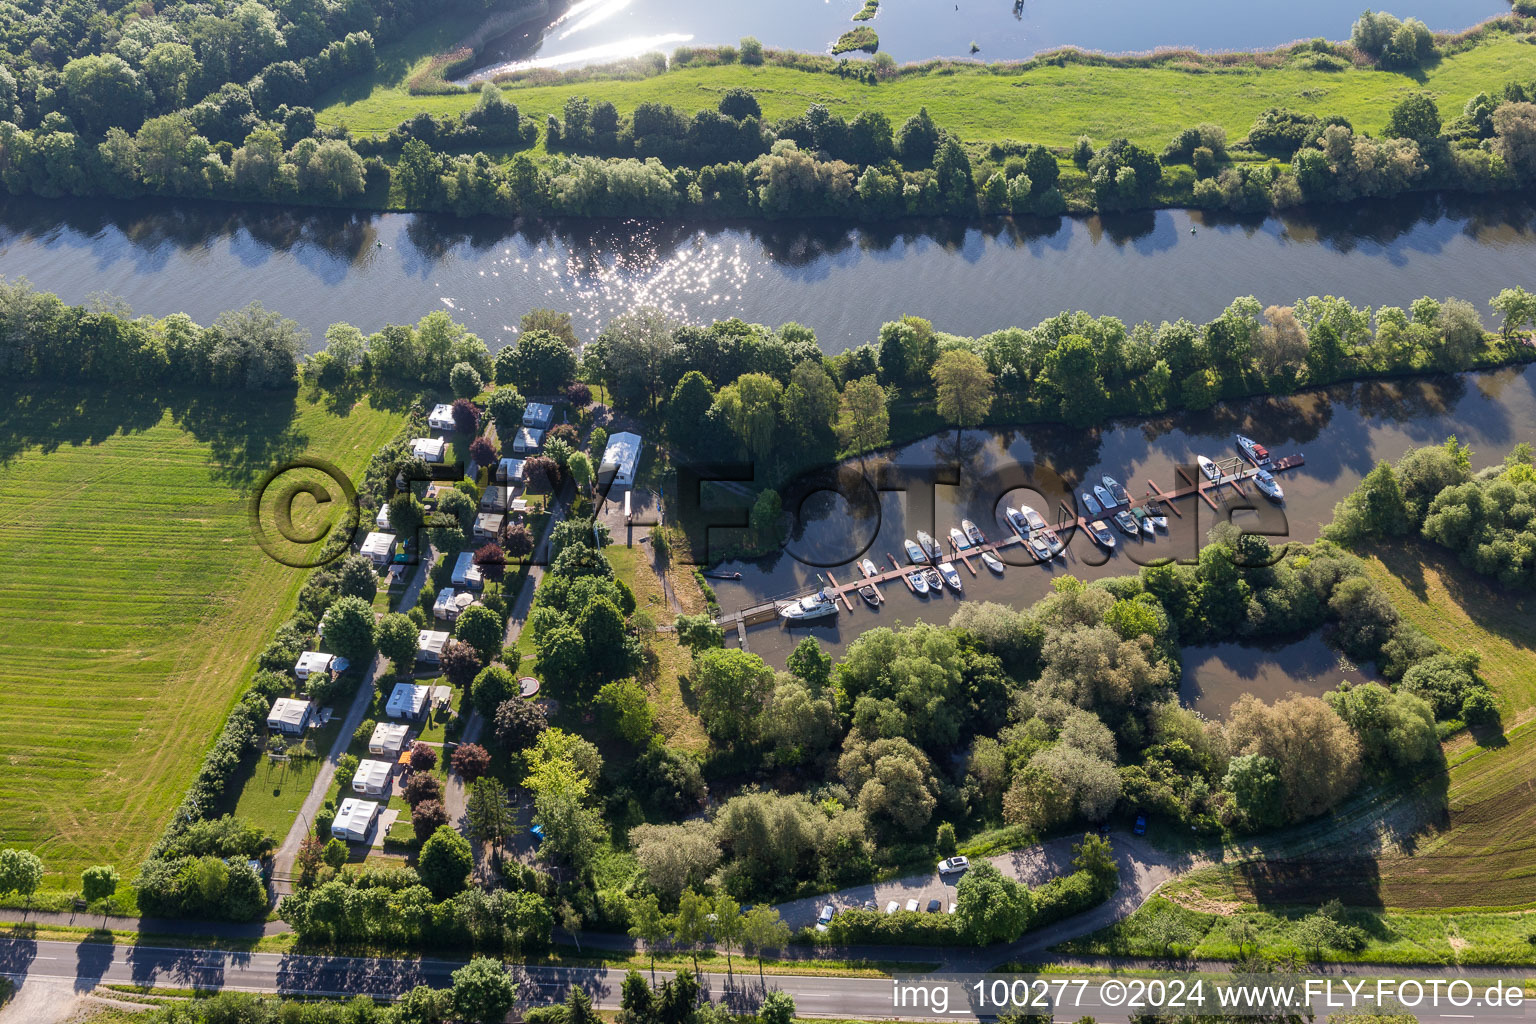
412, 799, 450, 841
452, 742, 491, 782
335, 754, 360, 791
410, 741, 439, 771
403, 772, 444, 807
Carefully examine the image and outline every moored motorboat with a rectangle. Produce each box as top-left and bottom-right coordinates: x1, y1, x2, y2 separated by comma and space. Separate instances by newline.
905, 538, 928, 563
1236, 434, 1271, 466
1020, 505, 1048, 532
1088, 520, 1117, 549
1093, 483, 1116, 509
1197, 455, 1221, 483
859, 557, 879, 578
980, 550, 1005, 574
1005, 506, 1030, 539
948, 527, 970, 551
1144, 497, 1169, 530
1103, 476, 1130, 506
1027, 535, 1053, 561
1113, 509, 1141, 537
962, 519, 985, 545
1081, 491, 1102, 517
858, 582, 879, 608
780, 590, 838, 621
1253, 468, 1284, 502
917, 531, 941, 561
907, 569, 929, 594
924, 567, 944, 591
938, 561, 963, 591
1131, 506, 1155, 535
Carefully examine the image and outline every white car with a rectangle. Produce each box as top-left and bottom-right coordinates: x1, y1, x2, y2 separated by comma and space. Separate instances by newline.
905, 898, 920, 912
817, 905, 835, 925
885, 901, 899, 915
938, 856, 970, 875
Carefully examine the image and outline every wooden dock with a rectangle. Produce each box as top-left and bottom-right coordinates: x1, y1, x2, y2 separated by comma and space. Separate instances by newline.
713, 453, 1305, 626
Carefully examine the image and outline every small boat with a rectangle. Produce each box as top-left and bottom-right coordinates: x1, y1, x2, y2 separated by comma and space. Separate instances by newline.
1197, 456, 1221, 483
857, 582, 879, 608
1144, 497, 1169, 530
859, 557, 879, 578
1236, 434, 1271, 466
703, 570, 743, 580
1027, 534, 1053, 561
907, 569, 929, 594
917, 531, 942, 561
923, 567, 944, 591
1253, 468, 1284, 502
937, 561, 963, 591
780, 590, 838, 621
1130, 507, 1156, 535
1088, 520, 1117, 549
948, 527, 970, 551
1113, 509, 1141, 537
1005, 506, 1030, 539
1020, 505, 1049, 532
980, 550, 1005, 574
962, 519, 985, 545
904, 538, 928, 564
1081, 491, 1102, 517
1093, 483, 1116, 509
1102, 476, 1130, 506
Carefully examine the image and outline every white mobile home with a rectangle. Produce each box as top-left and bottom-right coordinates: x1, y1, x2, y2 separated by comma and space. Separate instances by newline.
387, 681, 431, 720
474, 513, 505, 542
293, 650, 334, 681
360, 531, 395, 567
351, 759, 393, 796
266, 698, 313, 735
374, 503, 392, 531
512, 427, 543, 454
600, 431, 642, 491
416, 630, 451, 665
410, 437, 447, 463
331, 798, 379, 843
497, 458, 526, 485
369, 721, 409, 756
427, 403, 457, 432
451, 551, 483, 590
522, 402, 554, 429
480, 485, 508, 512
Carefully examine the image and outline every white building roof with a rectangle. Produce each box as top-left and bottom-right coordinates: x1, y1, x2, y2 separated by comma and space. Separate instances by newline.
387, 681, 431, 718
600, 431, 642, 490
332, 798, 379, 841
513, 427, 543, 452
451, 551, 484, 589
369, 721, 409, 753
410, 437, 447, 462
266, 698, 311, 730
427, 403, 456, 431
417, 630, 451, 659
352, 759, 393, 793
374, 504, 392, 530
523, 402, 554, 428
475, 513, 505, 536
360, 532, 394, 560
497, 458, 526, 483
293, 650, 333, 678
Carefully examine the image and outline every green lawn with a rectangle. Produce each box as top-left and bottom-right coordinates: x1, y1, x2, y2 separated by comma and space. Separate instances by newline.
0, 384, 403, 885
230, 716, 345, 840
319, 29, 1536, 153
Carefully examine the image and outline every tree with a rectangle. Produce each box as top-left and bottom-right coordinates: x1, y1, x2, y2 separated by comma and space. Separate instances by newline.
451, 397, 481, 436
932, 349, 995, 431
376, 612, 418, 674
739, 905, 791, 982
494, 697, 548, 751
403, 773, 444, 807
673, 888, 710, 973
503, 523, 534, 561
466, 777, 514, 853
453, 605, 504, 664
387, 493, 426, 545
62, 54, 148, 137
321, 595, 376, 662
628, 892, 669, 980
419, 824, 473, 898
468, 436, 498, 469
1225, 695, 1362, 823
1490, 285, 1536, 342
1493, 102, 1536, 183
521, 309, 578, 346
596, 680, 657, 744
629, 821, 721, 901
410, 741, 439, 772
565, 984, 600, 1024
335, 553, 379, 602
838, 374, 889, 454
710, 891, 744, 972
440, 639, 481, 688
954, 861, 1033, 945
81, 864, 119, 921
1223, 753, 1284, 830
412, 799, 450, 842
452, 742, 492, 782
667, 370, 715, 447
674, 612, 725, 655
1384, 92, 1441, 145
0, 849, 44, 906
507, 330, 577, 393
322, 838, 347, 869
936, 822, 957, 858
896, 107, 940, 163
450, 361, 484, 398
485, 385, 527, 443
692, 648, 773, 744
396, 984, 454, 1024
451, 956, 516, 1024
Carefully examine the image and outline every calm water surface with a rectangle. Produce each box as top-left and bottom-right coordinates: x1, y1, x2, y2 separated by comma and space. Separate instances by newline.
464, 0, 1504, 77
6, 194, 1536, 350
1179, 636, 1381, 719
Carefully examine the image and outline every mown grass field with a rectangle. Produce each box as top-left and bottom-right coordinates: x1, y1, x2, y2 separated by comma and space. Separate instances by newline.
320, 29, 1536, 151
0, 385, 403, 884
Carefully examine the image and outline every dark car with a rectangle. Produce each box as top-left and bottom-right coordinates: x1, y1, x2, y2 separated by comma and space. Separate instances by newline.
1133, 813, 1148, 835
926, 898, 942, 913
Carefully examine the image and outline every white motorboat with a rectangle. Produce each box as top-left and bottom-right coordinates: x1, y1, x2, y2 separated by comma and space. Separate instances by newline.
1144, 497, 1170, 529
923, 567, 944, 591
1253, 468, 1284, 502
938, 562, 963, 591
780, 590, 838, 621
1102, 476, 1130, 506
1236, 434, 1272, 466
1197, 456, 1221, 483
1088, 520, 1117, 549
907, 569, 929, 594
948, 527, 970, 551
1020, 505, 1049, 532
980, 551, 1005, 574
962, 519, 985, 545
1026, 535, 1053, 561
860, 557, 879, 578
904, 538, 928, 563
1093, 483, 1117, 508
1113, 510, 1141, 537
1131, 507, 1156, 535
1005, 506, 1030, 539
1081, 491, 1102, 517
917, 531, 941, 561
856, 558, 880, 608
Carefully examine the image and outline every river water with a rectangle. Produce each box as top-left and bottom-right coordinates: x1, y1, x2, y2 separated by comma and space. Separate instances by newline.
463, 0, 1504, 77
6, 193, 1536, 352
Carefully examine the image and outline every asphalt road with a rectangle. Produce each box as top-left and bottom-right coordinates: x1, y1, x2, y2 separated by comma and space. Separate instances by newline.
3, 937, 1531, 1023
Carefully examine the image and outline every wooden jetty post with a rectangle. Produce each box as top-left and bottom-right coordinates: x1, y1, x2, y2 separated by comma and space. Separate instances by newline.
889, 554, 915, 592
824, 569, 855, 610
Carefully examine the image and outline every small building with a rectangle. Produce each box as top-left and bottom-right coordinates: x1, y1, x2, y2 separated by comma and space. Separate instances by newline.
374, 503, 392, 531
451, 551, 483, 590
387, 681, 431, 720
427, 403, 457, 432
360, 531, 395, 567
433, 586, 475, 622
600, 431, 642, 491
480, 485, 508, 512
266, 698, 313, 735
410, 437, 447, 463
497, 458, 526, 485
351, 758, 393, 796
293, 650, 334, 681
512, 427, 543, 454
369, 721, 409, 756
523, 402, 554, 429
417, 629, 451, 664
331, 798, 379, 843
474, 513, 505, 542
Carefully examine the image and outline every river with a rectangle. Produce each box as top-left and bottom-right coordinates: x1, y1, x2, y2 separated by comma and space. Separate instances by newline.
5, 193, 1536, 351
462, 0, 1505, 77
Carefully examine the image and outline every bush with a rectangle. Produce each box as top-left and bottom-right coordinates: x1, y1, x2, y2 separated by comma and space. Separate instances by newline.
404, 772, 444, 807
410, 741, 439, 771
412, 799, 450, 841
452, 742, 491, 782
335, 754, 360, 791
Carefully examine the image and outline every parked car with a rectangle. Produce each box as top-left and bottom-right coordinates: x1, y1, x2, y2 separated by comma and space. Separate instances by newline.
949, 902, 956, 914
862, 899, 877, 911
885, 901, 899, 915
926, 898, 941, 913
1133, 812, 1148, 835
818, 904, 835, 925
905, 898, 920, 912
937, 856, 970, 875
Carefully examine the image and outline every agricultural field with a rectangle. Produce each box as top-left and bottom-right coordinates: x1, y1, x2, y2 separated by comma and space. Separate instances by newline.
320, 28, 1535, 152
0, 384, 403, 885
